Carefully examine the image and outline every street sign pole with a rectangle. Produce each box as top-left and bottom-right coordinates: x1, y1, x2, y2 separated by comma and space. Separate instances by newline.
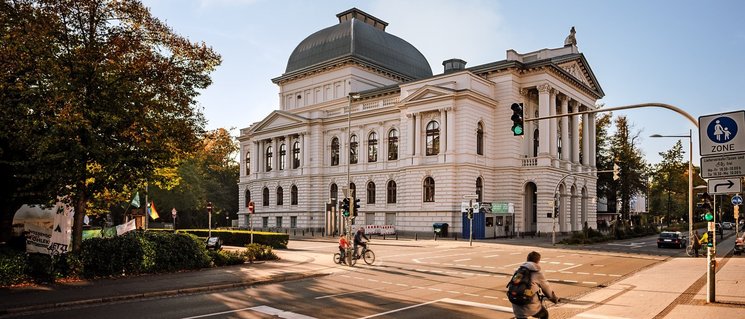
469, 199, 473, 247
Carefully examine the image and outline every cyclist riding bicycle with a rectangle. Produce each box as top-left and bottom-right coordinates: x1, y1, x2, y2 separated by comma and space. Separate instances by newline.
353, 226, 370, 258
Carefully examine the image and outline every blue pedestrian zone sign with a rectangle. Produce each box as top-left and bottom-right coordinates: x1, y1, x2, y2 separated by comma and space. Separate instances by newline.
733, 195, 743, 206
699, 111, 745, 157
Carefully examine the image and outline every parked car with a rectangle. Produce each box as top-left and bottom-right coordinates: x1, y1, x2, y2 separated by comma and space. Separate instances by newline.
723, 222, 734, 230
657, 231, 686, 249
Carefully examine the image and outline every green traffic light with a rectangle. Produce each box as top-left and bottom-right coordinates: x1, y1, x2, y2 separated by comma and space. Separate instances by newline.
512, 125, 523, 135
704, 212, 713, 221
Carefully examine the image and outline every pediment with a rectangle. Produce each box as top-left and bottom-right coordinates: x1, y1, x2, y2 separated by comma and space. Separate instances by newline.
400, 85, 456, 104
556, 56, 603, 96
250, 111, 308, 134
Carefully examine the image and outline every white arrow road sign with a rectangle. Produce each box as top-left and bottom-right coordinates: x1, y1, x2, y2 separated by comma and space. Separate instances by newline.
708, 178, 742, 194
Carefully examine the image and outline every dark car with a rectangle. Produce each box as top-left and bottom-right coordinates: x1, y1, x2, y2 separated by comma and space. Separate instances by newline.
657, 231, 686, 249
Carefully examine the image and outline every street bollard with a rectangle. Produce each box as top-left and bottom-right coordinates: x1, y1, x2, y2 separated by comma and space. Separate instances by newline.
415, 233, 417, 241
302, 230, 305, 236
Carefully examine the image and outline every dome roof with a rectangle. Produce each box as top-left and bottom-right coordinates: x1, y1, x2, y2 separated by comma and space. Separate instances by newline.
283, 9, 432, 81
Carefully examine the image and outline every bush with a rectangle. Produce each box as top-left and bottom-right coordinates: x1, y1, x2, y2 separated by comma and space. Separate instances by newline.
209, 250, 247, 266
244, 243, 279, 263
0, 248, 28, 286
175, 229, 288, 249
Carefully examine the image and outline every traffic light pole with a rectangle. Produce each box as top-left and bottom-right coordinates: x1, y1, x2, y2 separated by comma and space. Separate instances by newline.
469, 199, 473, 247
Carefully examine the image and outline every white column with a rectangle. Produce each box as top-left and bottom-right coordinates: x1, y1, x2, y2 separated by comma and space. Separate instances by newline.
589, 114, 597, 167
446, 107, 455, 154
272, 138, 278, 171
414, 113, 422, 156
253, 141, 259, 174
258, 140, 264, 172
582, 113, 590, 166
560, 96, 569, 161
285, 134, 292, 170
300, 133, 307, 168
537, 84, 551, 155
407, 114, 415, 156
571, 102, 580, 165
440, 108, 447, 153
549, 89, 558, 159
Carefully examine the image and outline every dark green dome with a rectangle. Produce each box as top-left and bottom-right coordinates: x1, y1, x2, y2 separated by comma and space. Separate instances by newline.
284, 9, 432, 81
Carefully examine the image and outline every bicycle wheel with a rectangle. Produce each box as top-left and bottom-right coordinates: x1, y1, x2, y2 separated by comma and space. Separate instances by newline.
362, 249, 376, 265
685, 244, 695, 257
333, 253, 342, 264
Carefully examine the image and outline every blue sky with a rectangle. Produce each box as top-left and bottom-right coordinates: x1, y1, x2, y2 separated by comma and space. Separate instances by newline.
142, 0, 745, 165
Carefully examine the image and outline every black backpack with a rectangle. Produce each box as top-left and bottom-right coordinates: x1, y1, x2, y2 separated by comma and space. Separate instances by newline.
506, 266, 535, 305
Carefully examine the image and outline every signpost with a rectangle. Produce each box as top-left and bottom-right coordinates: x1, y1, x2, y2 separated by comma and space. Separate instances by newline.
707, 178, 742, 194
463, 194, 478, 246
171, 208, 177, 231
698, 111, 745, 157
248, 201, 255, 244
700, 153, 745, 179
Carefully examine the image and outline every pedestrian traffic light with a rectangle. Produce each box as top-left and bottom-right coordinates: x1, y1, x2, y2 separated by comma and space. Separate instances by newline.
467, 208, 473, 219
705, 212, 713, 221
353, 198, 361, 217
510, 103, 524, 136
341, 198, 350, 217
707, 230, 714, 247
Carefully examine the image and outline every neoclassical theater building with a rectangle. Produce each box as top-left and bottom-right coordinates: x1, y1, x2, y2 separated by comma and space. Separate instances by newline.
237, 8, 603, 237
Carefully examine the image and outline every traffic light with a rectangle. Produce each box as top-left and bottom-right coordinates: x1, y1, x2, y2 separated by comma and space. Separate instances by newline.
467, 208, 473, 219
510, 103, 524, 136
353, 198, 361, 217
341, 198, 350, 217
705, 212, 713, 221
707, 230, 714, 247
612, 163, 620, 181
699, 192, 712, 211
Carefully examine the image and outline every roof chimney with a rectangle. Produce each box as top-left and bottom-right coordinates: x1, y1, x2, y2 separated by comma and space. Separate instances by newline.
337, 8, 388, 31
443, 58, 467, 74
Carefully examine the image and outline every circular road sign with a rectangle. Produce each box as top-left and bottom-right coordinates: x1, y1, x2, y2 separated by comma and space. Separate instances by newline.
732, 195, 743, 206
707, 116, 738, 144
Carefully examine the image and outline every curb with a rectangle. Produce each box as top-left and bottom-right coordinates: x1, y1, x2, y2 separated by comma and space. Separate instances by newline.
0, 272, 328, 316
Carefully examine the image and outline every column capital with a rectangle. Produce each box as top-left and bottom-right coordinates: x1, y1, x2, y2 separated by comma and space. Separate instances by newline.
537, 83, 552, 93
557, 95, 568, 103
519, 88, 531, 97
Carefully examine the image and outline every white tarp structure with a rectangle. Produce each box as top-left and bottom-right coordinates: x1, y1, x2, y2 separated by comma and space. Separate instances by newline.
24, 223, 52, 254
16, 201, 74, 255
49, 203, 74, 254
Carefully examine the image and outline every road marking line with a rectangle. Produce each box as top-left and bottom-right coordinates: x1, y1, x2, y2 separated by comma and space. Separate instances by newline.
315, 290, 368, 299
609, 274, 622, 277
396, 283, 408, 287
484, 266, 495, 269
447, 290, 461, 294
367, 279, 379, 282
593, 273, 607, 276
382, 281, 393, 284
559, 264, 583, 271
464, 293, 479, 297
510, 252, 521, 255
576, 313, 631, 319
548, 261, 561, 264
439, 298, 513, 313
357, 299, 440, 319
428, 288, 442, 291
483, 295, 500, 299
454, 258, 471, 262
181, 305, 318, 319
484, 254, 500, 258
577, 272, 590, 275
583, 281, 598, 285
562, 280, 578, 283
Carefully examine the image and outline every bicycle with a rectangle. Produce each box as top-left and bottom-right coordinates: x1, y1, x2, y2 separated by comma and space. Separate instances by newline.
352, 243, 375, 265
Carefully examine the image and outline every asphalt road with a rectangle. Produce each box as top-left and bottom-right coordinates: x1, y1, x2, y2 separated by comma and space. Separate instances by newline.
9, 239, 669, 319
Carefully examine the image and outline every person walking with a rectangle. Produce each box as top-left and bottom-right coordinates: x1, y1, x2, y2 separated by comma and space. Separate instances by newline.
511, 251, 559, 319
692, 230, 701, 257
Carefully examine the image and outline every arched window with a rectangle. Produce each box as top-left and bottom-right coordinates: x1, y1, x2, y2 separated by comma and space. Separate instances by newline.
533, 129, 539, 157
426, 121, 440, 156
262, 187, 269, 206
350, 183, 357, 198
292, 141, 300, 169
477, 122, 484, 155
331, 137, 340, 166
245, 189, 251, 207
388, 129, 398, 160
476, 177, 483, 203
387, 180, 397, 204
330, 183, 338, 200
265, 146, 273, 172
279, 144, 286, 170
245, 152, 250, 175
350, 135, 359, 164
368, 132, 378, 162
423, 177, 435, 202
367, 181, 376, 204
291, 185, 298, 205
276, 186, 284, 205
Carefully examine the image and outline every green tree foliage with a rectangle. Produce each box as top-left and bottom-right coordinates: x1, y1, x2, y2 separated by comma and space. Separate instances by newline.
0, 0, 221, 249
649, 141, 689, 225
595, 113, 615, 212
148, 128, 239, 229
610, 116, 648, 220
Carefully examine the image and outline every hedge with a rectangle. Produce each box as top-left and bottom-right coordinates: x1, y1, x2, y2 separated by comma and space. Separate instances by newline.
173, 229, 288, 249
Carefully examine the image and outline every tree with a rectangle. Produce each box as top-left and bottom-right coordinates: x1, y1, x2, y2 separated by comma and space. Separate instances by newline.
594, 113, 615, 213
148, 128, 239, 229
610, 116, 648, 221
649, 141, 688, 225
0, 0, 221, 250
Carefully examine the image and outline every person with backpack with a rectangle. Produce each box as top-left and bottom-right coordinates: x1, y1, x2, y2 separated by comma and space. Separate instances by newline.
508, 251, 559, 319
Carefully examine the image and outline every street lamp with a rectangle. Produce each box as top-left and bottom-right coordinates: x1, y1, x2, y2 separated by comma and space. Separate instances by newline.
650, 129, 693, 247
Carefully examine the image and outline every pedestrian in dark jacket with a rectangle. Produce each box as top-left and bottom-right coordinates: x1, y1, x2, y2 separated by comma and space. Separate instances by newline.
692, 230, 701, 257
512, 251, 559, 319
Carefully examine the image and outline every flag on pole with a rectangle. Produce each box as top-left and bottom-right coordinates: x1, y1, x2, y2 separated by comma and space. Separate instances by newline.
148, 201, 160, 220
116, 219, 137, 235
130, 192, 140, 208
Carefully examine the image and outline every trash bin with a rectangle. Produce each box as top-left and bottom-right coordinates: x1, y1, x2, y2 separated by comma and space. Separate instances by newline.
433, 223, 449, 238
206, 237, 222, 250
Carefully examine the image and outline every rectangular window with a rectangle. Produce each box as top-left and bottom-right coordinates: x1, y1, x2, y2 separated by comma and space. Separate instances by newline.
385, 213, 396, 225
290, 216, 297, 228
276, 216, 283, 228
262, 217, 268, 228
365, 212, 375, 225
